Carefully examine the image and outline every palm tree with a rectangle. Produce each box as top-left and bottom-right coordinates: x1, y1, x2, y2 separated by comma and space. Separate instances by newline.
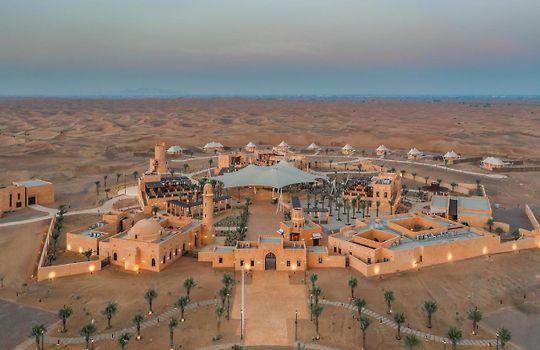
31, 324, 46, 350
312, 303, 323, 340
183, 163, 189, 174
104, 301, 118, 329
359, 316, 371, 349
360, 201, 366, 218
118, 332, 131, 350
336, 199, 343, 221
423, 299, 438, 328
424, 176, 430, 185
467, 307, 482, 335
436, 178, 443, 185
447, 326, 463, 350
384, 289, 394, 314
394, 311, 406, 340
80, 323, 97, 349
151, 204, 159, 217
144, 288, 158, 314
222, 273, 234, 289
94, 180, 101, 196
348, 276, 358, 300
486, 218, 494, 232
311, 286, 322, 305
498, 327, 511, 349
168, 317, 178, 349
354, 298, 366, 319
450, 182, 457, 192
116, 173, 122, 184
389, 199, 395, 215
58, 305, 73, 332
132, 170, 139, 180
215, 306, 225, 339
375, 200, 381, 217
351, 198, 357, 219
103, 175, 108, 188
83, 249, 93, 261
309, 273, 318, 290
174, 296, 190, 322
411, 172, 417, 183
183, 277, 196, 300
132, 312, 144, 340
104, 188, 111, 199
345, 201, 352, 224
404, 334, 420, 350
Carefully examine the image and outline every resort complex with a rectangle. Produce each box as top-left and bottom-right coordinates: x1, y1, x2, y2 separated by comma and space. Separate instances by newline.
2, 138, 540, 350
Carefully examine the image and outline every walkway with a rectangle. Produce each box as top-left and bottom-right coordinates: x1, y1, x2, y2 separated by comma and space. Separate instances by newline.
319, 299, 498, 347
39, 299, 217, 345
307, 155, 507, 179
0, 195, 133, 228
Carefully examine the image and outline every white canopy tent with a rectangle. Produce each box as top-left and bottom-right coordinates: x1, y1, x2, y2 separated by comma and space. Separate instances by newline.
212, 160, 324, 212
212, 160, 324, 189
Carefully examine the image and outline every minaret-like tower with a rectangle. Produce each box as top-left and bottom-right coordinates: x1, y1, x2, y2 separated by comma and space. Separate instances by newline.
291, 208, 305, 230
149, 142, 168, 174
201, 182, 215, 245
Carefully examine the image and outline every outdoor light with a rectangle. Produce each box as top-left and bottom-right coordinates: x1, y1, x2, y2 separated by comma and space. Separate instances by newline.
136, 335, 141, 340
181, 317, 185, 322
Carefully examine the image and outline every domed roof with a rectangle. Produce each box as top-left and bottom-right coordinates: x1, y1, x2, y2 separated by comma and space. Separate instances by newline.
128, 218, 164, 241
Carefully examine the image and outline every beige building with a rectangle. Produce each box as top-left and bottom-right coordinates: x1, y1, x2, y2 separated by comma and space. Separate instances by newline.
329, 212, 540, 277
429, 195, 492, 228
273, 141, 290, 154
443, 151, 460, 164
344, 172, 402, 214
376, 144, 390, 157
245, 141, 257, 152
407, 147, 422, 160
341, 144, 354, 155
203, 141, 224, 153
279, 199, 323, 246
0, 179, 54, 214
481, 157, 506, 171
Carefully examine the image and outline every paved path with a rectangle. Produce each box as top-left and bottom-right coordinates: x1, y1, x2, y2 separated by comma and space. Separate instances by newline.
307, 155, 507, 179
319, 299, 498, 347
0, 195, 132, 228
39, 299, 217, 345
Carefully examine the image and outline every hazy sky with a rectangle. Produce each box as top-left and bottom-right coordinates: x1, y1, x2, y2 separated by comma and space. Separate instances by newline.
1, 0, 539, 96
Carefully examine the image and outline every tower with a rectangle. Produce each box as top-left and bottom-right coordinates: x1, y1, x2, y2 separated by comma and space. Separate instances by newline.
201, 182, 215, 245
149, 142, 168, 174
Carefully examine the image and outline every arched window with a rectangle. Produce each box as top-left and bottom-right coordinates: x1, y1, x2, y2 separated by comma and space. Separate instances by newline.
169, 252, 172, 260
162, 256, 166, 264
151, 258, 156, 267
175, 248, 178, 255
113, 252, 117, 261
135, 235, 138, 239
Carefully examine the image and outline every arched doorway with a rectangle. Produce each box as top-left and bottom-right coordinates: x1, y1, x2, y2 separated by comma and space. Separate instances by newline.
265, 252, 276, 270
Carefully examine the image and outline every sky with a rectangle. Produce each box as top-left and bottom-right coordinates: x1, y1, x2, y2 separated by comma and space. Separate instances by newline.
0, 0, 539, 96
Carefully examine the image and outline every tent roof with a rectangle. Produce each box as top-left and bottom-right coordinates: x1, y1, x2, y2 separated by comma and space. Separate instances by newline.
212, 160, 324, 189
203, 141, 223, 149
307, 142, 320, 150
342, 144, 353, 150
245, 141, 256, 148
277, 141, 289, 147
408, 147, 421, 155
377, 144, 389, 151
167, 145, 185, 153
482, 156, 504, 165
444, 151, 459, 158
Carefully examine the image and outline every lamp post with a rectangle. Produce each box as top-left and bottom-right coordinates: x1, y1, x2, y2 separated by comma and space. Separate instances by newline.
241, 263, 245, 340
41, 330, 44, 350
443, 339, 447, 350
91, 339, 94, 350
496, 332, 499, 350
227, 292, 231, 321
295, 309, 298, 341
310, 293, 313, 321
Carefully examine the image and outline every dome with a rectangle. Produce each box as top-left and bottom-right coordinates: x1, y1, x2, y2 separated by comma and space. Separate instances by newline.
128, 218, 164, 241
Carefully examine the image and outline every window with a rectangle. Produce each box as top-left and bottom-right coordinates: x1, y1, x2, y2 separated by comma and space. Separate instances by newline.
134, 235, 138, 239
318, 257, 323, 264
240, 260, 244, 266
169, 252, 172, 260
297, 259, 301, 267
175, 248, 178, 255
286, 260, 291, 267
219, 257, 223, 264
376, 192, 380, 197
338, 248, 342, 254
162, 256, 166, 264
333, 246, 337, 253
182, 243, 185, 251
113, 252, 117, 261
367, 258, 371, 264
151, 258, 156, 267
349, 251, 352, 255
251, 259, 255, 267
17, 193, 21, 200
419, 255, 423, 262
384, 192, 388, 198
